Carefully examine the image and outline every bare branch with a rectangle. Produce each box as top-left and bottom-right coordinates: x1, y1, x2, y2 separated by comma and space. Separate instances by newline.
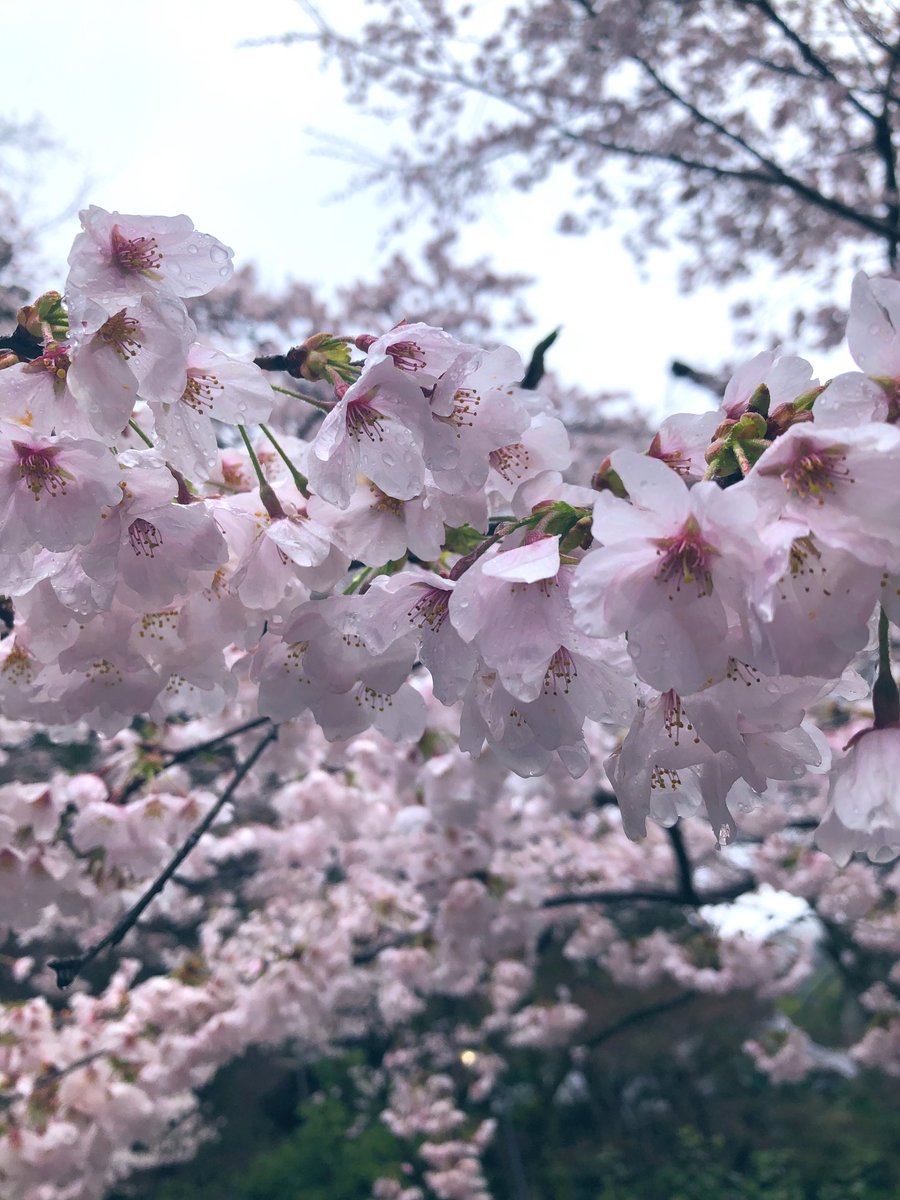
584, 992, 694, 1048
542, 879, 753, 909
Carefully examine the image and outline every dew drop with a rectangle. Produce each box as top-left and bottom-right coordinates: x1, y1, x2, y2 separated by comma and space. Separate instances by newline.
210, 245, 230, 264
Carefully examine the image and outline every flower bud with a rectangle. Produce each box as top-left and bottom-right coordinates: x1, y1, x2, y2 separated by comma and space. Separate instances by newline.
767, 403, 814, 437
286, 333, 357, 384
16, 291, 67, 341
590, 455, 627, 497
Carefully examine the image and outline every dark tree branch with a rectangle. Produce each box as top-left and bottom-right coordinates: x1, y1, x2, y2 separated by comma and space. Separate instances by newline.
265, 26, 804, 191
666, 824, 699, 905
0, 1052, 106, 1114
875, 33, 900, 266
739, 0, 878, 122
633, 54, 895, 242
584, 991, 694, 1048
542, 879, 753, 909
838, 0, 899, 58
114, 716, 272, 805
49, 726, 279, 988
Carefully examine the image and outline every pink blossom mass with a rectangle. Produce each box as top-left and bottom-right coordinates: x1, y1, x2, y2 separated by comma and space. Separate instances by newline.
1, 202, 900, 1198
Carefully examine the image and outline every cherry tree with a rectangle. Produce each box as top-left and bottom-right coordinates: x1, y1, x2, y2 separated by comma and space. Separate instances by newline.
271, 0, 900, 347
0, 203, 899, 1199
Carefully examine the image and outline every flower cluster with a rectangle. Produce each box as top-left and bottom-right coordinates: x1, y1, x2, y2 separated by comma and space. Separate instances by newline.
1, 207, 899, 870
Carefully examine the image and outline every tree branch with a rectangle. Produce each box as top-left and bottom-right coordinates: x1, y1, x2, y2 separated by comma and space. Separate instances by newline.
584, 991, 694, 1048
49, 726, 279, 988
542, 879, 753, 909
739, 0, 878, 123
666, 824, 699, 905
633, 53, 895, 242
114, 716, 272, 805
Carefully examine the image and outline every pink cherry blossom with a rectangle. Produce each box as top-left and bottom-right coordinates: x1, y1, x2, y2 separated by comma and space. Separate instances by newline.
571, 450, 779, 695
0, 427, 121, 554
150, 344, 274, 479
747, 422, 900, 568
66, 206, 234, 318
66, 293, 195, 436
307, 357, 433, 508
816, 726, 900, 865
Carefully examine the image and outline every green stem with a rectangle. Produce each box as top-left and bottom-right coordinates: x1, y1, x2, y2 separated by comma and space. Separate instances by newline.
448, 515, 535, 581
238, 424, 286, 519
260, 423, 309, 496
344, 566, 374, 595
271, 383, 334, 413
873, 606, 900, 727
128, 419, 154, 448
237, 424, 268, 490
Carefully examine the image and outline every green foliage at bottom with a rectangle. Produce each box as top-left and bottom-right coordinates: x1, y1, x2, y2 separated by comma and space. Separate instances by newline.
582, 1127, 894, 1200
229, 1095, 402, 1200
152, 1056, 405, 1200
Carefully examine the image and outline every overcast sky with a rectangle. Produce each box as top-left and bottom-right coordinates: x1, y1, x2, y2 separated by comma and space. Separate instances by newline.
3, 0, 854, 417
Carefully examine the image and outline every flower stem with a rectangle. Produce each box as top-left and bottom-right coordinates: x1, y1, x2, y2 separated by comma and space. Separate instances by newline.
128, 419, 154, 448
237, 424, 268, 490
238, 424, 286, 519
344, 565, 374, 595
271, 383, 334, 413
260, 423, 309, 497
873, 606, 900, 727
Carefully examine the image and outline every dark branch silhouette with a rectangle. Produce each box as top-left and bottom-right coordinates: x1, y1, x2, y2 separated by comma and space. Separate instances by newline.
49, 726, 279, 989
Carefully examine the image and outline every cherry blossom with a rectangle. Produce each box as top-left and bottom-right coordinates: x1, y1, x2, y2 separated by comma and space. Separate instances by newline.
571, 450, 779, 695
816, 726, 900, 865
0, 427, 121, 554
66, 207, 234, 318
2, 206, 900, 1198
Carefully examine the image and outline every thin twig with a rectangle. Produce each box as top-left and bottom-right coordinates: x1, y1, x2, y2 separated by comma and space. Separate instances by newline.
542, 879, 752, 909
585, 992, 694, 1048
49, 726, 279, 988
0, 1051, 106, 1113
115, 716, 272, 805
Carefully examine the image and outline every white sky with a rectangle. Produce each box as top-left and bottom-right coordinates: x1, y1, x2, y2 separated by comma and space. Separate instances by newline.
3, 0, 854, 417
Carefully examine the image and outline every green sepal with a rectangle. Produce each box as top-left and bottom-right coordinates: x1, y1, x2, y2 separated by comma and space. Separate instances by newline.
443, 523, 486, 554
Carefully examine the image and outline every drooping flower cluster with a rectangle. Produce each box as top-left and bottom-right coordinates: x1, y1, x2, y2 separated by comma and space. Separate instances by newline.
1, 209, 899, 866
2, 206, 900, 1191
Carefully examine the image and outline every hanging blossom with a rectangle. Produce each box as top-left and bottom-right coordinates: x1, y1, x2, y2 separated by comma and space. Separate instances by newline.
66, 206, 234, 319
0, 210, 898, 866
569, 450, 784, 696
